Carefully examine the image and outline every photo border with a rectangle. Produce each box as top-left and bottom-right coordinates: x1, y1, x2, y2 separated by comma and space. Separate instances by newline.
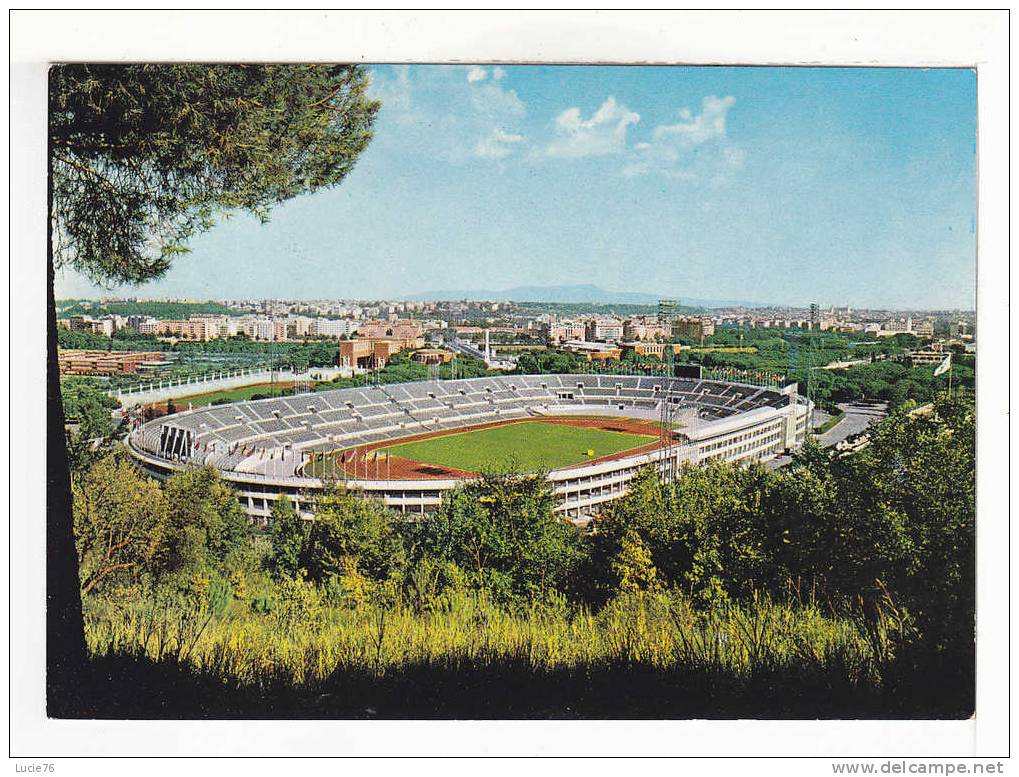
8, 8, 1009, 763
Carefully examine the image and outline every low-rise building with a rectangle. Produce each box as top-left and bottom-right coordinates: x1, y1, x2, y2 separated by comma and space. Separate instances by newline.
359, 319, 425, 340
621, 341, 675, 360
584, 318, 624, 343
672, 317, 716, 341
68, 316, 114, 337
909, 344, 947, 365
949, 321, 970, 338
338, 335, 426, 369
623, 317, 672, 341
285, 316, 316, 338
542, 320, 587, 345
156, 319, 219, 341
562, 340, 623, 362
127, 314, 159, 331
311, 318, 360, 339
234, 317, 278, 342
411, 348, 455, 365
58, 349, 168, 376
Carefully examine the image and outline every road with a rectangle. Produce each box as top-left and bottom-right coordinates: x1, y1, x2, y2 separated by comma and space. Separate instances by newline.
449, 339, 516, 370
816, 401, 888, 448
767, 401, 888, 470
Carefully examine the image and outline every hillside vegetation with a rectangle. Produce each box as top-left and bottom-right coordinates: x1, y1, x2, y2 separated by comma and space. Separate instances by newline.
70, 397, 974, 717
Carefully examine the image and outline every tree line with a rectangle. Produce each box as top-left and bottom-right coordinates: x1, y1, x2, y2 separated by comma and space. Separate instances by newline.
56, 299, 236, 319
57, 327, 342, 370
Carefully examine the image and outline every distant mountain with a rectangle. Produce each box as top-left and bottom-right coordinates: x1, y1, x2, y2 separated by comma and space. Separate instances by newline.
407, 284, 768, 309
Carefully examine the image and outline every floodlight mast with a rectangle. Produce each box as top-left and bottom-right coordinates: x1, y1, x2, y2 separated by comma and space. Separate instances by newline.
786, 322, 816, 440
659, 377, 678, 486
269, 339, 277, 397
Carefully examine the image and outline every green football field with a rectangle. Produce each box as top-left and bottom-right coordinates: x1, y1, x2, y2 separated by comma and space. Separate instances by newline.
381, 420, 656, 473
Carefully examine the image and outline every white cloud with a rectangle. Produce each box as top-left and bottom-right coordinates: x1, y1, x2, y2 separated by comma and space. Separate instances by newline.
475, 128, 526, 159
369, 65, 415, 122
621, 160, 650, 178
470, 82, 526, 122
652, 95, 736, 145
624, 94, 742, 181
542, 97, 640, 158
370, 65, 527, 164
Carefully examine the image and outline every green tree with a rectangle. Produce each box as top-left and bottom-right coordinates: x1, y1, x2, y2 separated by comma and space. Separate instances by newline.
591, 464, 781, 608
513, 349, 586, 375
417, 473, 585, 603
611, 528, 659, 594
72, 453, 168, 597
302, 489, 407, 585
158, 467, 251, 578
850, 399, 974, 652
50, 64, 378, 283
769, 399, 975, 658
46, 64, 378, 708
61, 377, 121, 471
269, 496, 306, 580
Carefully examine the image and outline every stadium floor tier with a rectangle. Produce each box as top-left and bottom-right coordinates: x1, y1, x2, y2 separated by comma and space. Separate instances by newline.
304, 416, 664, 480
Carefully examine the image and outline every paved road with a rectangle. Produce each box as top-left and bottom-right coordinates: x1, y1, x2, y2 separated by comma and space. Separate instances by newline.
767, 401, 888, 469
812, 408, 833, 428
817, 401, 888, 448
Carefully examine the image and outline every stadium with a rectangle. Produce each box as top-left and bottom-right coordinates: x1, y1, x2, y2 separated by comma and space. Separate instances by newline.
126, 374, 812, 522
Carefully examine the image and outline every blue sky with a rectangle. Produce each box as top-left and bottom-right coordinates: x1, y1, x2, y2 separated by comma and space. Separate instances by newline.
56, 65, 977, 309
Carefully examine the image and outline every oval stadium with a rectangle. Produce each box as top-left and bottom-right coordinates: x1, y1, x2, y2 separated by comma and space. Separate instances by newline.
126, 374, 812, 523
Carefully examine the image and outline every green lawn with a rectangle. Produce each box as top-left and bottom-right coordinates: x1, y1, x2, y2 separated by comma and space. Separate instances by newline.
170, 382, 308, 408
381, 421, 656, 473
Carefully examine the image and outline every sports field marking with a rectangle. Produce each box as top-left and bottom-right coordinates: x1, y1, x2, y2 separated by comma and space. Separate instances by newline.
378, 420, 656, 473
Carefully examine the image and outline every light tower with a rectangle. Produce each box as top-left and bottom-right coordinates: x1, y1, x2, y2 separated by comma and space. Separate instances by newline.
659, 381, 680, 485
786, 327, 815, 438
658, 298, 679, 323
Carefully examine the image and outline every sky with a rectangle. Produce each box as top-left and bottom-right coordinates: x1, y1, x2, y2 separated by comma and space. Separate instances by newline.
55, 65, 977, 309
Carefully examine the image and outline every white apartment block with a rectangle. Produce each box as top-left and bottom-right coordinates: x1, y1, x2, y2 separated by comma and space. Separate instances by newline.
311, 318, 360, 338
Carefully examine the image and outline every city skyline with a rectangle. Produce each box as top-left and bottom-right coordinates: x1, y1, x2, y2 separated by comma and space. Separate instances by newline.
55, 65, 977, 310
58, 289, 975, 314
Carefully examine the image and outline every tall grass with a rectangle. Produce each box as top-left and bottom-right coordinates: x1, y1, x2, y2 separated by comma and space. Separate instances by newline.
83, 585, 893, 692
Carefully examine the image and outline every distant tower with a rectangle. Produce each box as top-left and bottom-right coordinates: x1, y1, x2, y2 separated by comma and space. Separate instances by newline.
485, 328, 491, 362
658, 298, 679, 323
809, 303, 819, 330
